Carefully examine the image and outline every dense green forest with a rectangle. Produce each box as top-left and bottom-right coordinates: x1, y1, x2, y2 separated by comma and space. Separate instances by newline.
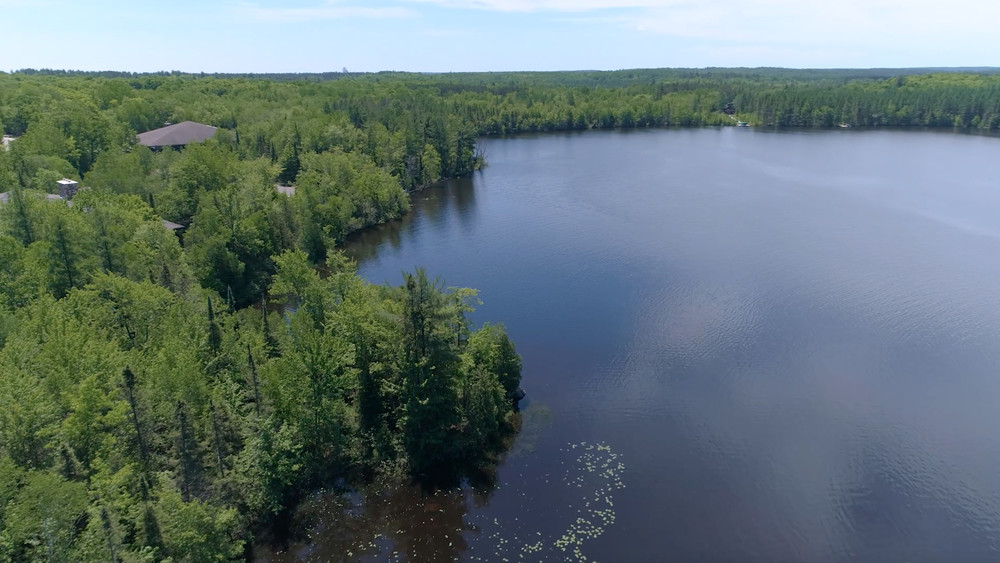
1, 66, 1000, 560
0, 73, 523, 561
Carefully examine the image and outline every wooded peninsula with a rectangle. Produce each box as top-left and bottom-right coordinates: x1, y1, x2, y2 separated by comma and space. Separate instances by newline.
0, 67, 998, 561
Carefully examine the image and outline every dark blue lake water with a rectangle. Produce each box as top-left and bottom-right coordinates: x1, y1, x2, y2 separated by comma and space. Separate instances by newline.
270, 128, 1000, 561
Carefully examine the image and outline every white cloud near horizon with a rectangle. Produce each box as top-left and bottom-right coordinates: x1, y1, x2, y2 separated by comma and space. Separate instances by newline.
406, 0, 1000, 41
242, 1, 416, 22
401, 0, 678, 11
240, 0, 1000, 44
4, 0, 998, 72
624, 1, 999, 56
0, 0, 52, 6
400, 0, 1000, 66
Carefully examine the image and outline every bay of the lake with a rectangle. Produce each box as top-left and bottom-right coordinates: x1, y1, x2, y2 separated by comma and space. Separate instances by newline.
265, 128, 1000, 562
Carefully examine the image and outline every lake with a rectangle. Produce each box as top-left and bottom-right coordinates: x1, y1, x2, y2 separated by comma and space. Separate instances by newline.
264, 128, 1000, 561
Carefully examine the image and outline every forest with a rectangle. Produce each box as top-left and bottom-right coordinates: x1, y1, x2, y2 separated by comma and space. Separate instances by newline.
0, 73, 520, 561
1, 66, 999, 560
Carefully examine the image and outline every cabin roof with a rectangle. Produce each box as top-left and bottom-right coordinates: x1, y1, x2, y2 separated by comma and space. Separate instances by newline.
137, 121, 217, 148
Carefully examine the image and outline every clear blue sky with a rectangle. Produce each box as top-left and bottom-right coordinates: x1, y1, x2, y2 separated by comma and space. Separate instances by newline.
2, 0, 997, 73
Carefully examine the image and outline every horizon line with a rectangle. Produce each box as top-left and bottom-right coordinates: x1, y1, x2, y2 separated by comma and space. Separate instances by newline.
6, 66, 1000, 76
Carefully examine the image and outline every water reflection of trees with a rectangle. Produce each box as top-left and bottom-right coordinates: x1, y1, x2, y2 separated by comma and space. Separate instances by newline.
260, 477, 497, 562
343, 178, 479, 266
256, 438, 631, 563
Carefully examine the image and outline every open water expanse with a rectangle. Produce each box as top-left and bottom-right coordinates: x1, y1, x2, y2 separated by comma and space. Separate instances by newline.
265, 128, 1000, 561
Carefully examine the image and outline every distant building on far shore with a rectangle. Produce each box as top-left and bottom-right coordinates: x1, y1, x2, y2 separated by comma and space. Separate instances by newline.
137, 121, 217, 150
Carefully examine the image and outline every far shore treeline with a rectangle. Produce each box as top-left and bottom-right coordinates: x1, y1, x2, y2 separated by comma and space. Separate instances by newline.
0, 66, 998, 560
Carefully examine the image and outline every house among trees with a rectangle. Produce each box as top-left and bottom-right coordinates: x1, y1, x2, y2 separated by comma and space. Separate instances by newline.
137, 121, 217, 150
0, 178, 78, 205
57, 179, 79, 200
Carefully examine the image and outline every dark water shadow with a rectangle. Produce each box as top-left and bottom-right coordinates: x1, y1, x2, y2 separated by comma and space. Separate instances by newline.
343, 177, 479, 266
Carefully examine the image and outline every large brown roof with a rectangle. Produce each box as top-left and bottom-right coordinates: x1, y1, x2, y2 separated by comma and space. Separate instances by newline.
137, 121, 217, 148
